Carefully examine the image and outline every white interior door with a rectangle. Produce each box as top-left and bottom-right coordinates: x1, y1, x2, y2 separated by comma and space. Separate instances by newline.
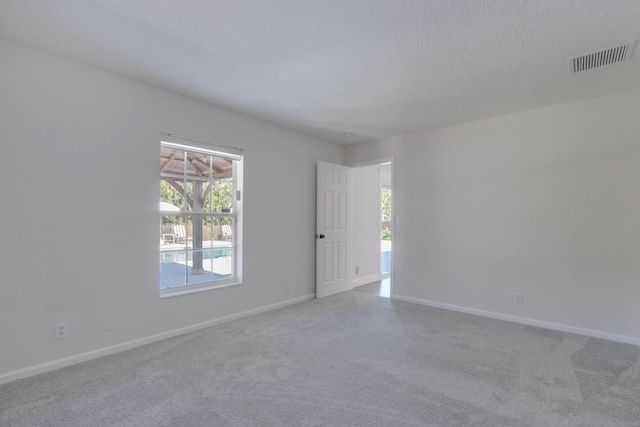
316, 161, 352, 298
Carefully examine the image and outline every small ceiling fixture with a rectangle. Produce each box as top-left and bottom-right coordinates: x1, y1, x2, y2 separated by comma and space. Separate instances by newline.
569, 41, 637, 74
343, 132, 356, 137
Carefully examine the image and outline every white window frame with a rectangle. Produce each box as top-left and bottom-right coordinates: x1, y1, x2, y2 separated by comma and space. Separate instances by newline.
159, 134, 243, 297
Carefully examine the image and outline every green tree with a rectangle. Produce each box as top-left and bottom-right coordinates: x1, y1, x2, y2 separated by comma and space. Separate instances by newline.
382, 227, 392, 240
381, 188, 392, 222
381, 188, 392, 240
160, 179, 233, 225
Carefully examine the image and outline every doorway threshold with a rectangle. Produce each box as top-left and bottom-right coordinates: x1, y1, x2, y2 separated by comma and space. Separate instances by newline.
352, 278, 390, 298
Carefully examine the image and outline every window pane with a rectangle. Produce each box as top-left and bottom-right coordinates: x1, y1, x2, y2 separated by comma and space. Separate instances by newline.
202, 216, 214, 248
212, 155, 233, 182
160, 250, 187, 289
212, 216, 234, 244
211, 216, 233, 280
187, 250, 210, 286
185, 178, 212, 212
160, 179, 186, 212
188, 215, 203, 251
160, 216, 185, 246
211, 249, 233, 281
185, 151, 210, 177
160, 148, 185, 175
212, 180, 234, 213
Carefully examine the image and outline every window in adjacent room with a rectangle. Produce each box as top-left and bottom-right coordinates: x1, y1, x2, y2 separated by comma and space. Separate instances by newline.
159, 135, 243, 295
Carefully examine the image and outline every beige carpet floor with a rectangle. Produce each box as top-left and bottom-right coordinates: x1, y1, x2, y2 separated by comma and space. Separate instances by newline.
1, 291, 639, 426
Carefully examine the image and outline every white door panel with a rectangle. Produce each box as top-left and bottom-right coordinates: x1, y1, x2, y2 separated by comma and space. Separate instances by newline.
316, 161, 352, 298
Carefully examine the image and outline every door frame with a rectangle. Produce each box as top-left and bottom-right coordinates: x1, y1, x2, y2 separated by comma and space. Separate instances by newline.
350, 157, 395, 298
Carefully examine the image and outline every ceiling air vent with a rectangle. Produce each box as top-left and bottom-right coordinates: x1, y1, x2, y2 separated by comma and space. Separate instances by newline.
570, 41, 637, 74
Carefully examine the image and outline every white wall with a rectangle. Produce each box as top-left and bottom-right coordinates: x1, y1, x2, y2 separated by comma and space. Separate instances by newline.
352, 165, 381, 286
0, 38, 344, 381
346, 89, 640, 344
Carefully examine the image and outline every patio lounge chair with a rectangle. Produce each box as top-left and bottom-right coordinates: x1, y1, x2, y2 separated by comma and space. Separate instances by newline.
173, 224, 189, 243
222, 224, 232, 241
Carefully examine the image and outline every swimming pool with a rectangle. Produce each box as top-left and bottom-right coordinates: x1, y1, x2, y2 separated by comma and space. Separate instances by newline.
160, 247, 231, 264
381, 250, 391, 273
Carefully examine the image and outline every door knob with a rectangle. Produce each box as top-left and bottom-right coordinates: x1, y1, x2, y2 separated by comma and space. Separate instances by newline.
316, 234, 325, 239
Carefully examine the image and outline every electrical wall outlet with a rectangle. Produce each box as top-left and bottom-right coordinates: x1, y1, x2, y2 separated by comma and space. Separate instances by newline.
284, 280, 290, 292
355, 266, 359, 274
55, 322, 68, 339
513, 292, 523, 304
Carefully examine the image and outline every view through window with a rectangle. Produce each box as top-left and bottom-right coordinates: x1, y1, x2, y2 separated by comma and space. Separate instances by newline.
159, 137, 242, 293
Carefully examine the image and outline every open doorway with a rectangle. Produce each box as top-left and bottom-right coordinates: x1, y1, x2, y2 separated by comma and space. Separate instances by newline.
351, 160, 393, 298
380, 164, 392, 278
378, 163, 392, 296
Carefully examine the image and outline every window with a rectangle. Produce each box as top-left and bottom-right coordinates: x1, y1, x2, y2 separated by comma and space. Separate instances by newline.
159, 135, 242, 294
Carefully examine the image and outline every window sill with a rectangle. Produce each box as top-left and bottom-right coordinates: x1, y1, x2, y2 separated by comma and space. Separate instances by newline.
160, 280, 242, 299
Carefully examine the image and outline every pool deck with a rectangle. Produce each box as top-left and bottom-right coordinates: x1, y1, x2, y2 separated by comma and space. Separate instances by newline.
159, 239, 233, 289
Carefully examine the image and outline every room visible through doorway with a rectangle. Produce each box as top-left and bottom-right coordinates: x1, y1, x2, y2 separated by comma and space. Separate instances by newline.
351, 160, 393, 298
381, 186, 392, 277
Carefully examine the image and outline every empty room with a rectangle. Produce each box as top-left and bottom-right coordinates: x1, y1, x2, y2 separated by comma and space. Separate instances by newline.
1, 1, 640, 426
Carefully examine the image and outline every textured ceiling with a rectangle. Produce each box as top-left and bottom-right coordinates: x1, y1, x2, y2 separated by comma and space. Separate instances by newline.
1, 0, 640, 144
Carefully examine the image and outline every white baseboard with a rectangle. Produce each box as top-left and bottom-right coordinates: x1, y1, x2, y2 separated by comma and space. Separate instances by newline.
393, 294, 640, 347
351, 274, 381, 289
0, 294, 315, 385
